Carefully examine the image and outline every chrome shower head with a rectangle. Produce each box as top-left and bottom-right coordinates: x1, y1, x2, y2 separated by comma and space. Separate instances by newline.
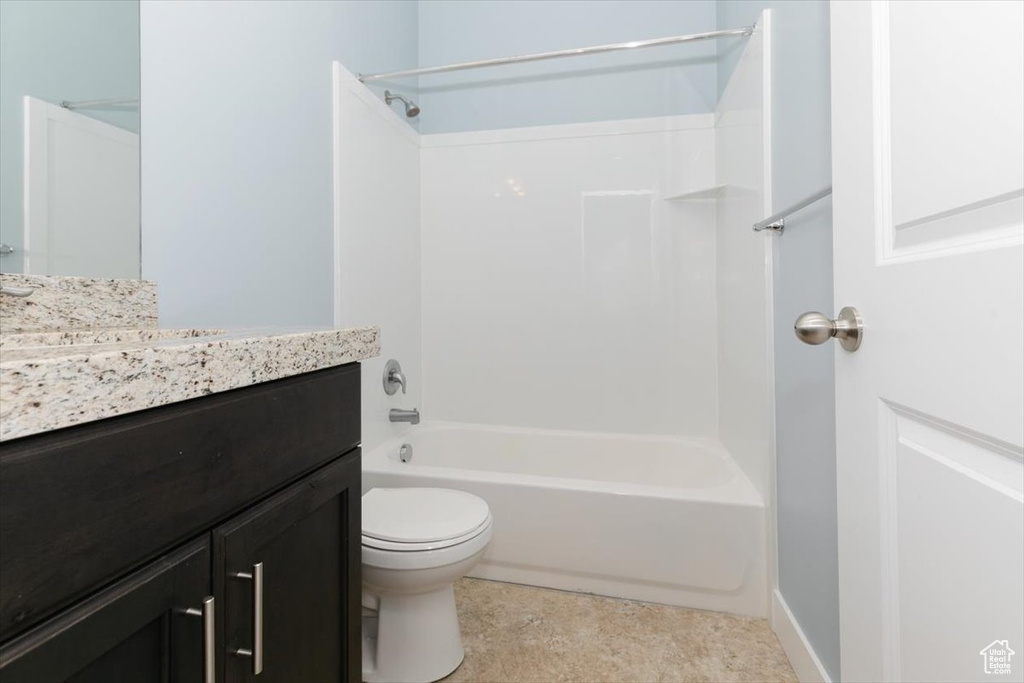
384, 90, 420, 118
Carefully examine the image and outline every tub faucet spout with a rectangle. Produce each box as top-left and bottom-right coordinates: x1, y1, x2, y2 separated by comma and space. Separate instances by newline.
389, 408, 420, 425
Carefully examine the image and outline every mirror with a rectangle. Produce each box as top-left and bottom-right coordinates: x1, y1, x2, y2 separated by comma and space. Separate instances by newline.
0, 0, 140, 279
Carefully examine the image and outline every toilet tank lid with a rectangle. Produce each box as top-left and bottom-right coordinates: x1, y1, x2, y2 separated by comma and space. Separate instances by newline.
362, 487, 491, 543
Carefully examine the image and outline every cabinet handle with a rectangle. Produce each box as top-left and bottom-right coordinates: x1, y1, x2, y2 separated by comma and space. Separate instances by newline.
232, 562, 264, 675
183, 596, 216, 683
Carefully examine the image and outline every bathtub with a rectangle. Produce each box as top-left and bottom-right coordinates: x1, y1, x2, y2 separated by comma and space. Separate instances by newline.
362, 422, 767, 617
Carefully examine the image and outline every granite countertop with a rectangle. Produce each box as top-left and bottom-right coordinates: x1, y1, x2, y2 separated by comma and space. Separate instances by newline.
0, 273, 380, 441
0, 326, 380, 442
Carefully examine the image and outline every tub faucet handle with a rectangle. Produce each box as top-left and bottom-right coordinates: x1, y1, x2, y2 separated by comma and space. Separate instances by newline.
383, 359, 407, 395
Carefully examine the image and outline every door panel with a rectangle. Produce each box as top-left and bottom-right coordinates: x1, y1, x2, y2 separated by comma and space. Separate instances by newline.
65, 617, 165, 683
888, 406, 1024, 682
831, 1, 1024, 681
214, 452, 361, 683
887, 2, 1023, 239
0, 538, 211, 683
23, 96, 140, 278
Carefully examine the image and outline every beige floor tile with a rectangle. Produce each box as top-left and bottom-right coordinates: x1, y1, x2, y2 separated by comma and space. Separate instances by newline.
441, 578, 797, 683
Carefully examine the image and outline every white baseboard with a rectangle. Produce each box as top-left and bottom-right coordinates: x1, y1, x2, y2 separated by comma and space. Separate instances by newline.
771, 590, 831, 683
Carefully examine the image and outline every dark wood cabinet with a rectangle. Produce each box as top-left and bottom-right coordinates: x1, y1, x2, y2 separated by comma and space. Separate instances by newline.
0, 364, 363, 683
214, 453, 361, 683
0, 538, 210, 683
0, 365, 360, 641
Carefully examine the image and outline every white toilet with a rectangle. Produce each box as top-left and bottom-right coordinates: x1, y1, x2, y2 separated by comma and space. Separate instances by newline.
361, 487, 493, 683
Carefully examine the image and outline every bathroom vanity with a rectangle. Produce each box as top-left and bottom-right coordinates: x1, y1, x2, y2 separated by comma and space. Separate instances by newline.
0, 275, 379, 683
0, 366, 361, 682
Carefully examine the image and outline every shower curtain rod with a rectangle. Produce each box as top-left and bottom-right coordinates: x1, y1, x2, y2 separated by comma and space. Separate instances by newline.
358, 27, 754, 82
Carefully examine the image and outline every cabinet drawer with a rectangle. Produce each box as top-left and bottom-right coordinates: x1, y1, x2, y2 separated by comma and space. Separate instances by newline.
0, 364, 360, 641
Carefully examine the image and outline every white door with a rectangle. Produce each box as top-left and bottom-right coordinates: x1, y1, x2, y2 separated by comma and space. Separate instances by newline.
830, 1, 1024, 681
23, 96, 140, 278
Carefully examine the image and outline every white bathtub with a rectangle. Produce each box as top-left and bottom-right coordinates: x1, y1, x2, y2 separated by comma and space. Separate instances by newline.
362, 422, 767, 617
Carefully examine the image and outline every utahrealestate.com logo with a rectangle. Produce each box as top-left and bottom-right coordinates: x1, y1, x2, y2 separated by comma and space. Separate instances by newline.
980, 640, 1015, 676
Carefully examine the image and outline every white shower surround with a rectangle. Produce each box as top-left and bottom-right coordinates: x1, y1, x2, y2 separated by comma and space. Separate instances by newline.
420, 115, 719, 439
363, 423, 767, 616
333, 63, 422, 453
333, 36, 773, 617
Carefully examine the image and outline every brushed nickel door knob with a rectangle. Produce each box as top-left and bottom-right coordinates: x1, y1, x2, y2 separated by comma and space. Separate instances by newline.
794, 306, 863, 351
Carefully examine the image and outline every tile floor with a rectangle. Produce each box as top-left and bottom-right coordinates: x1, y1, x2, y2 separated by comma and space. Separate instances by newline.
442, 578, 797, 683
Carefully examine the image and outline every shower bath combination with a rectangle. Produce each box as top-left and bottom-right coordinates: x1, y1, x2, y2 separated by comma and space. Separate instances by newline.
384, 90, 419, 118
343, 21, 774, 683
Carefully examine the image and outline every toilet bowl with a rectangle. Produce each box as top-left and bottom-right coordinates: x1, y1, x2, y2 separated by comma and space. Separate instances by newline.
361, 487, 493, 683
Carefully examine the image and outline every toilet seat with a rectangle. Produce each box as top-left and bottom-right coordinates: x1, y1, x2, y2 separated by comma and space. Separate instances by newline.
362, 518, 493, 571
362, 513, 492, 552
361, 487, 493, 569
362, 487, 490, 545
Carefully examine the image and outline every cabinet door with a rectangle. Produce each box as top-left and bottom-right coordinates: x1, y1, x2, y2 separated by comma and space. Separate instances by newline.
214, 451, 360, 683
0, 537, 212, 683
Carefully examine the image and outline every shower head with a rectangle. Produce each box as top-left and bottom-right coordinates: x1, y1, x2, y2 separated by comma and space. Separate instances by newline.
384, 90, 420, 118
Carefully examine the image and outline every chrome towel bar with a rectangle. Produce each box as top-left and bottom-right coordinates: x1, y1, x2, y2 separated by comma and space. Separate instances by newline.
753, 186, 832, 234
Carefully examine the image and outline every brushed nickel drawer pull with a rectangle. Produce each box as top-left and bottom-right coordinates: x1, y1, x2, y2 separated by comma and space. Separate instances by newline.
182, 596, 216, 683
231, 562, 264, 674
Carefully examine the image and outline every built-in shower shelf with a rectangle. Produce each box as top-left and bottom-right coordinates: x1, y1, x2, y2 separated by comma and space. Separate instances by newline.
660, 184, 725, 201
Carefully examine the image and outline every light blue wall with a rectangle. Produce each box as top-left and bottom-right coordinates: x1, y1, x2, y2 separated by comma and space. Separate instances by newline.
718, 1, 838, 679
140, 0, 418, 328
0, 0, 139, 274
416, 0, 719, 134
